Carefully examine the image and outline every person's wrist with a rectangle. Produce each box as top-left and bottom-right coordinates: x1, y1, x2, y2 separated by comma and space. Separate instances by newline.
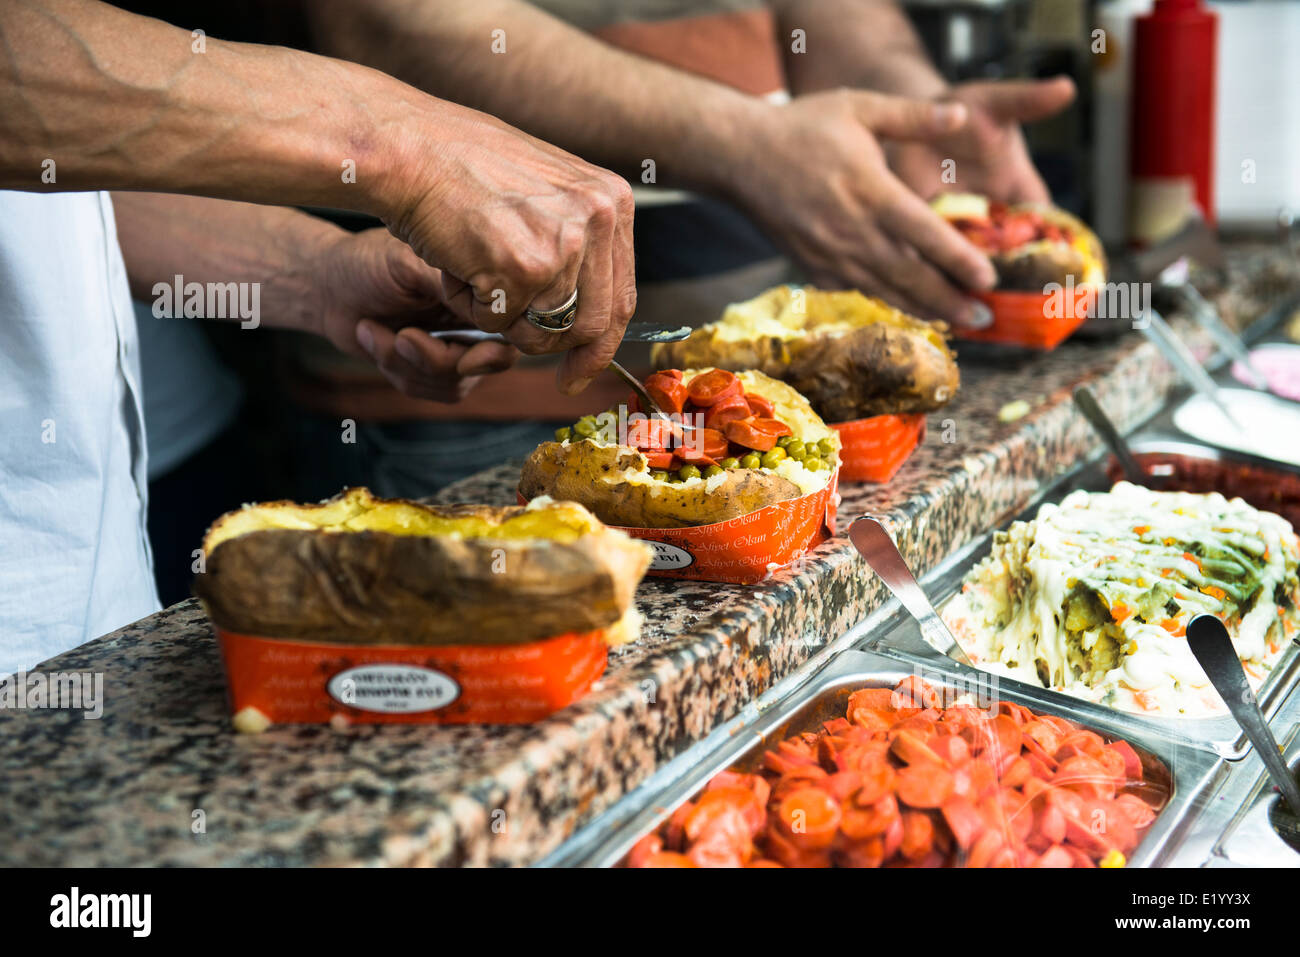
264, 220, 351, 338
703, 97, 788, 208
333, 65, 457, 230
665, 92, 774, 201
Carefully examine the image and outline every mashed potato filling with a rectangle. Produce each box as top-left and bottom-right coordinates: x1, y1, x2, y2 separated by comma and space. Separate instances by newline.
943, 482, 1300, 717
205, 487, 599, 552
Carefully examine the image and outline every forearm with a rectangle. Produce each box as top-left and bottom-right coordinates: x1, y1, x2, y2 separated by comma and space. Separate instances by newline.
111, 192, 343, 335
307, 0, 768, 194
772, 0, 948, 98
1, 0, 481, 221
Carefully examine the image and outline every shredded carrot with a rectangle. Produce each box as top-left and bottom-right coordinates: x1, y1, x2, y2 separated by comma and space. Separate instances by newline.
1110, 603, 1132, 624
1132, 525, 1150, 535
1200, 585, 1227, 601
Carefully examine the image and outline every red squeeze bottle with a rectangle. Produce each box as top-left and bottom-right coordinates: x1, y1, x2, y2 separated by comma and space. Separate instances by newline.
1129, 0, 1218, 242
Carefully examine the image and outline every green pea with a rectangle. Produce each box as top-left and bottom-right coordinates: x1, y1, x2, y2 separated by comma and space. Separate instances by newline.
776, 435, 794, 448
554, 426, 572, 442
786, 440, 807, 461
573, 417, 597, 438
761, 448, 787, 469
651, 471, 670, 482
678, 464, 701, 481
805, 456, 825, 472
719, 457, 740, 469
817, 437, 836, 456
740, 453, 762, 469
703, 464, 724, 478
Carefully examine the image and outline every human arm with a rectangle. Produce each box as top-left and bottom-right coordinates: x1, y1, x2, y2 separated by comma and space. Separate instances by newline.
0, 0, 634, 392
305, 0, 995, 324
111, 192, 517, 402
769, 0, 1075, 204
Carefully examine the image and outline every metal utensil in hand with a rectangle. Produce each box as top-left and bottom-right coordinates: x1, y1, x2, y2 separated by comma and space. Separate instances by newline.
848, 516, 975, 666
427, 321, 693, 347
1187, 614, 1300, 814
606, 359, 696, 431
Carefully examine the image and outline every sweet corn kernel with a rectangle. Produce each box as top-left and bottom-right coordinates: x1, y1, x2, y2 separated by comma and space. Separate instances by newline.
1099, 849, 1126, 868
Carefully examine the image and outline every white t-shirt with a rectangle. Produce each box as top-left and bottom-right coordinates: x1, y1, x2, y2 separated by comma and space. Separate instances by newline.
0, 191, 160, 676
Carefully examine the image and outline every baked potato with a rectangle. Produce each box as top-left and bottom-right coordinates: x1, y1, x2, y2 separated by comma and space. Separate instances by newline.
519, 368, 839, 528
650, 286, 959, 423
194, 488, 651, 647
932, 192, 1107, 291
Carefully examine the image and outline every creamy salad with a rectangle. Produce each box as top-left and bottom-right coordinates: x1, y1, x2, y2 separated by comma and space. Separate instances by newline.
943, 482, 1300, 717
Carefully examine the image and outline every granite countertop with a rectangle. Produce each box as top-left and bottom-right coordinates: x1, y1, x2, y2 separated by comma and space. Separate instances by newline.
2, 242, 1297, 867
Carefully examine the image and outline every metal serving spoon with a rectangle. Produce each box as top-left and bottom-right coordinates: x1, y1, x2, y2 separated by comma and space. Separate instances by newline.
1187, 614, 1300, 814
1072, 386, 1153, 486
848, 516, 975, 667
427, 321, 692, 346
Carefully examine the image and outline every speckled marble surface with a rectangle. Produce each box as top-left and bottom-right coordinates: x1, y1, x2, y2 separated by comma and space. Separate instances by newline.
2, 243, 1297, 866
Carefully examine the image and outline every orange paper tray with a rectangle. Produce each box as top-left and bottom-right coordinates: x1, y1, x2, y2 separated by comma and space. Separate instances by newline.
519, 468, 838, 584
955, 286, 1097, 350
831, 413, 926, 483
215, 626, 608, 728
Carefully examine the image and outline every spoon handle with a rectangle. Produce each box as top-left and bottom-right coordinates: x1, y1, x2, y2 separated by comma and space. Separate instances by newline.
607, 360, 697, 431
848, 517, 974, 667
1073, 387, 1147, 485
1187, 614, 1300, 812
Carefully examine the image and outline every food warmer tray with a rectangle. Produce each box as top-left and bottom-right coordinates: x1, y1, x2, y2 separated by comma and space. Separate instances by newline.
539, 648, 1226, 868
864, 436, 1300, 760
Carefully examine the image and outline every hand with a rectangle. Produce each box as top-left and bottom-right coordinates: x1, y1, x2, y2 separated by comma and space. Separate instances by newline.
379, 113, 636, 395
735, 89, 998, 326
888, 77, 1076, 205
311, 228, 519, 403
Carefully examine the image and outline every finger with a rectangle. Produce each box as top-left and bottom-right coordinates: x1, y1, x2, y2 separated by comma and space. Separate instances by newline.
356, 319, 472, 402
861, 231, 987, 326
440, 262, 553, 336
394, 327, 519, 377
609, 178, 638, 335
1003, 141, 1053, 204
380, 236, 446, 305
1008, 167, 1052, 205
553, 232, 617, 394
557, 188, 635, 395
971, 76, 1076, 124
851, 91, 968, 140
525, 214, 607, 345
457, 340, 520, 377
876, 177, 998, 290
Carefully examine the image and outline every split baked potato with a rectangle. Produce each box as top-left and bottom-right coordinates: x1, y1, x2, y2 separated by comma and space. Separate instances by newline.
650, 286, 959, 423
519, 369, 839, 528
194, 488, 651, 646
932, 192, 1107, 291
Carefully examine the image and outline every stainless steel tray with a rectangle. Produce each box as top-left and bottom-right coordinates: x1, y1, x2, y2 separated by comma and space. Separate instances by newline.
540, 647, 1226, 868
1203, 723, 1300, 867
864, 437, 1300, 759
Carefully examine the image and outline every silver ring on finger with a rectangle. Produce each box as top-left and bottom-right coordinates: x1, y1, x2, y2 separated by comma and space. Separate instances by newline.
524, 289, 579, 332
